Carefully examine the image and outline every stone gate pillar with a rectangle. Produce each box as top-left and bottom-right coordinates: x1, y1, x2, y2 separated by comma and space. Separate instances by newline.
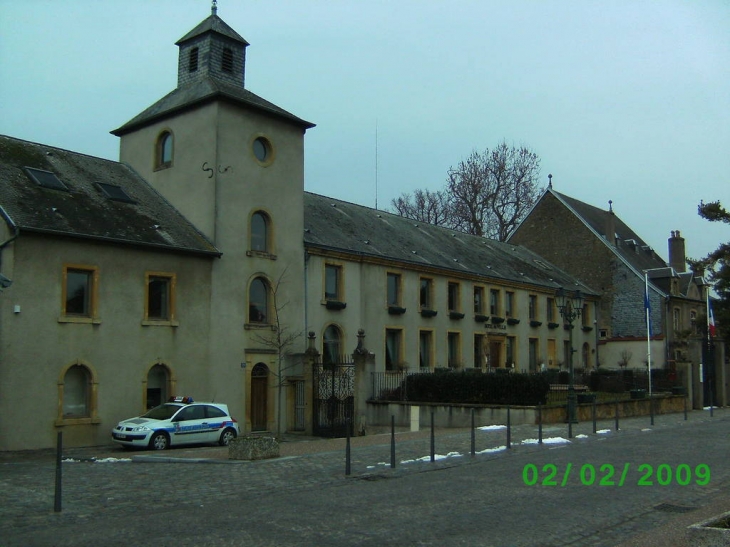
303, 331, 319, 436
353, 329, 375, 436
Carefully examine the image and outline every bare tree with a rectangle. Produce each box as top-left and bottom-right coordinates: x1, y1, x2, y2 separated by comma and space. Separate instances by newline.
251, 268, 304, 438
487, 143, 542, 241
390, 141, 542, 241
448, 142, 542, 240
390, 188, 455, 227
446, 150, 492, 236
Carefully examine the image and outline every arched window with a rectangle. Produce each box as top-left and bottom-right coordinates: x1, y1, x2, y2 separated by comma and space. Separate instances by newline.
250, 212, 269, 252
156, 131, 173, 169
249, 277, 269, 323
56, 361, 99, 426
323, 325, 342, 365
63, 364, 90, 417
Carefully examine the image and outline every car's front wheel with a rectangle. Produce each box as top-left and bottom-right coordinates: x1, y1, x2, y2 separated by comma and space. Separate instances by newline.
149, 431, 169, 450
219, 427, 237, 446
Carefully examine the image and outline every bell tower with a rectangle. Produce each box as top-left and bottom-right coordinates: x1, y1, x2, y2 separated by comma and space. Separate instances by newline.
175, 1, 250, 89
112, 5, 315, 435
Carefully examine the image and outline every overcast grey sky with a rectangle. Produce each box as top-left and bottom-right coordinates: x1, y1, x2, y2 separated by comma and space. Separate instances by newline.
1, 0, 727, 263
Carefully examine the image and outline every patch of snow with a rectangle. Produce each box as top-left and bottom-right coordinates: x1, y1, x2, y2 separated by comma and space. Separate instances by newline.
596, 429, 611, 434
522, 437, 570, 445
575, 434, 589, 439
63, 456, 131, 463
478, 425, 507, 431
401, 452, 463, 464
475, 446, 506, 454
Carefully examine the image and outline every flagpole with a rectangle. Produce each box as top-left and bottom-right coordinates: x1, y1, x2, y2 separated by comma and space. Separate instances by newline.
645, 273, 652, 399
707, 287, 714, 415
707, 289, 711, 345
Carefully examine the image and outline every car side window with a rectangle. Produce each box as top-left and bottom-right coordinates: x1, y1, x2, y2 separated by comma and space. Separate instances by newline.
205, 405, 226, 419
175, 406, 205, 421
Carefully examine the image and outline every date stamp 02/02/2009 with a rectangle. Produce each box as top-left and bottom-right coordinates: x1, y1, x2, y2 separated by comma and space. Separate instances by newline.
522, 463, 711, 487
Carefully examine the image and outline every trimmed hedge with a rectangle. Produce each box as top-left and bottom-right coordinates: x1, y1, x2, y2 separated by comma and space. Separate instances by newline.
397, 370, 550, 406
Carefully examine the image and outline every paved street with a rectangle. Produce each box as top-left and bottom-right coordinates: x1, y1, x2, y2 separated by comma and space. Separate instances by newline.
2, 409, 729, 546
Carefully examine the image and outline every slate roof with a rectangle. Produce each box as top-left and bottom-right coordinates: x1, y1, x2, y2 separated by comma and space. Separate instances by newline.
549, 189, 668, 274
545, 189, 705, 299
176, 13, 249, 46
112, 77, 315, 136
0, 135, 220, 256
303, 192, 596, 295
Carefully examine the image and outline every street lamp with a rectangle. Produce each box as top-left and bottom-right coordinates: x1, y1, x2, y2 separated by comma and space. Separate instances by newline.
556, 287, 583, 425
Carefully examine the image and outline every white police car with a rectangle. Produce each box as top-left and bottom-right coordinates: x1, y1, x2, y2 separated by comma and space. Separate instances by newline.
112, 397, 240, 450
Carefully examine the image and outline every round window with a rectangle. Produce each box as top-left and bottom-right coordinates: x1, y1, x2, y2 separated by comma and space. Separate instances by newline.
253, 137, 270, 163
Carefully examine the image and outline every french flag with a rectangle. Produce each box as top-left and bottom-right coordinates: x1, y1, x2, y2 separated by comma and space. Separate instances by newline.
709, 299, 716, 338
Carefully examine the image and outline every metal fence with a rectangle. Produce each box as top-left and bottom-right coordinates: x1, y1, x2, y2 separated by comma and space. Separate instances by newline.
371, 370, 413, 401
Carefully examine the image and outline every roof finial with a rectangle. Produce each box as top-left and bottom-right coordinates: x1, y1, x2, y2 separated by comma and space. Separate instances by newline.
548, 173, 552, 188
608, 200, 613, 213
212, 0, 218, 16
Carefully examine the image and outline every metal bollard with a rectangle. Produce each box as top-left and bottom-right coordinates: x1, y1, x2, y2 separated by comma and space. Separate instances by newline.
506, 405, 511, 449
592, 399, 597, 434
470, 408, 475, 457
568, 412, 573, 439
684, 395, 688, 421
54, 431, 62, 513
538, 404, 543, 444
615, 400, 620, 431
430, 411, 435, 462
345, 419, 351, 476
390, 415, 396, 469
650, 395, 655, 426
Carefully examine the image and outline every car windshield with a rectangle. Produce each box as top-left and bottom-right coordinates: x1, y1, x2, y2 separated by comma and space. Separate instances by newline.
142, 404, 181, 420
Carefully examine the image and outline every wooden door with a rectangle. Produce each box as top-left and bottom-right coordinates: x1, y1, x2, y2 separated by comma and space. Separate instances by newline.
251, 363, 268, 431
489, 340, 503, 369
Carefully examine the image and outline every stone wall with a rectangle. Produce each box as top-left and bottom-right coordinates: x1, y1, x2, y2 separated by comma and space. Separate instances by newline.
228, 436, 280, 460
368, 395, 687, 429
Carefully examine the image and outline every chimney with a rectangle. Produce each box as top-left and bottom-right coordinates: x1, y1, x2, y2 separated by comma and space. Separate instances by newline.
668, 230, 686, 272
604, 201, 616, 246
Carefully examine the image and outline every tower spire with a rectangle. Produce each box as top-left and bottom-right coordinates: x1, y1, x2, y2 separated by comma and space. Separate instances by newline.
212, 0, 218, 16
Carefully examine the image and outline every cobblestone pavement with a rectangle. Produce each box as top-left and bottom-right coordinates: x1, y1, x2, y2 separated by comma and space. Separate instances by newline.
1, 408, 729, 546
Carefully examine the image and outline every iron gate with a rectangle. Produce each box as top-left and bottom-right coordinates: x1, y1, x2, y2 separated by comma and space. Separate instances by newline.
313, 357, 354, 437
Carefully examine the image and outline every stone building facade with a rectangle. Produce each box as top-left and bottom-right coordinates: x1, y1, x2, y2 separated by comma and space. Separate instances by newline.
1, 9, 601, 450
509, 186, 725, 406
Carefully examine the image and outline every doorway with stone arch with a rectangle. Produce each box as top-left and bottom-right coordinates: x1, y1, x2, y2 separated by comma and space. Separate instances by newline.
145, 363, 172, 410
250, 363, 269, 431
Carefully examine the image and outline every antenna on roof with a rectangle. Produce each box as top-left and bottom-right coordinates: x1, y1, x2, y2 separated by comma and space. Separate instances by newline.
212, 0, 218, 15
548, 173, 552, 188
375, 119, 379, 210
609, 200, 613, 213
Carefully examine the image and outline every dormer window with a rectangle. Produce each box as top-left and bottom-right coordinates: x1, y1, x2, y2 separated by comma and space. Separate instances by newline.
222, 48, 234, 73
188, 47, 199, 72
156, 131, 173, 169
